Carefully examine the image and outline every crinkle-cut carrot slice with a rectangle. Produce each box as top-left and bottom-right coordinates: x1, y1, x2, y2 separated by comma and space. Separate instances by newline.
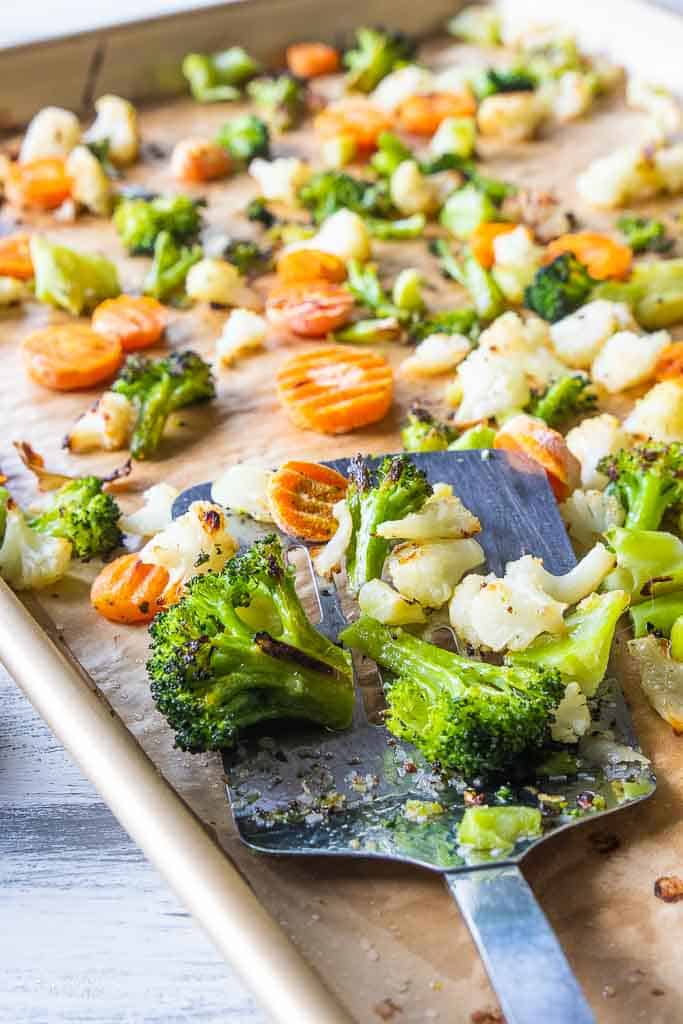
266, 282, 354, 338
91, 553, 171, 624
0, 234, 33, 279
268, 460, 348, 541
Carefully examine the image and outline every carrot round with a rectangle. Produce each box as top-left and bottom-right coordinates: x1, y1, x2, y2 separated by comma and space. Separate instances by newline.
470, 222, 520, 269
91, 553, 170, 624
655, 341, 683, 382
0, 234, 33, 280
266, 282, 354, 338
268, 460, 348, 541
277, 345, 393, 434
276, 249, 347, 285
494, 414, 580, 502
398, 92, 477, 136
92, 295, 167, 352
170, 138, 232, 183
4, 157, 72, 210
314, 99, 391, 151
22, 324, 123, 391
286, 42, 340, 79
544, 231, 632, 281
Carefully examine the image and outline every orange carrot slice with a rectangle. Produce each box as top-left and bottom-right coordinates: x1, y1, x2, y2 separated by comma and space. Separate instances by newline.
286, 42, 340, 78
91, 553, 170, 624
655, 341, 683, 381
276, 249, 347, 285
314, 98, 392, 151
470, 222, 521, 269
22, 324, 123, 391
92, 295, 167, 352
170, 138, 232, 183
266, 282, 354, 338
268, 460, 348, 541
398, 92, 477, 136
0, 233, 33, 279
4, 157, 72, 210
544, 231, 632, 281
494, 414, 580, 501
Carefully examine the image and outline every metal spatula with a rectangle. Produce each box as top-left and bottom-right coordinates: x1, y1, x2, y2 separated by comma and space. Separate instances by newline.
174, 450, 655, 1024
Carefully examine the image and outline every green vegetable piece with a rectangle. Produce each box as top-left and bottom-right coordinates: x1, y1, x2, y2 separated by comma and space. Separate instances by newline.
0, 487, 10, 545
247, 74, 307, 132
431, 239, 504, 321
528, 374, 596, 429
611, 778, 653, 802
365, 214, 426, 240
370, 132, 412, 178
113, 195, 202, 255
617, 214, 673, 254
508, 590, 629, 697
607, 526, 683, 601
447, 6, 501, 46
321, 135, 357, 169
401, 407, 457, 452
143, 231, 202, 303
474, 67, 536, 99
215, 114, 270, 162
298, 171, 393, 224
245, 196, 276, 228
457, 806, 542, 853
671, 615, 683, 661
30, 477, 122, 561
598, 442, 683, 532
221, 239, 272, 276
410, 306, 479, 342
30, 235, 120, 316
440, 184, 497, 239
346, 259, 403, 320
392, 268, 424, 312
630, 591, 683, 638
336, 317, 402, 344
343, 27, 416, 93
524, 253, 594, 323
594, 259, 683, 329
448, 424, 496, 450
182, 47, 260, 102
430, 116, 477, 159
147, 535, 353, 751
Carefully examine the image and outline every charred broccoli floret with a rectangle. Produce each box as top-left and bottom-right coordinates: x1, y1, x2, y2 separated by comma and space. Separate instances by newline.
598, 442, 683, 532
345, 455, 432, 592
182, 47, 261, 102
30, 476, 122, 560
617, 214, 673, 254
401, 407, 457, 452
524, 253, 594, 322
246, 196, 276, 228
113, 194, 202, 255
528, 374, 596, 429
340, 616, 565, 777
343, 27, 416, 93
474, 67, 537, 99
142, 231, 202, 302
298, 171, 393, 224
215, 114, 270, 162
147, 536, 353, 751
221, 239, 272, 276
112, 350, 215, 460
409, 307, 479, 343
247, 74, 307, 132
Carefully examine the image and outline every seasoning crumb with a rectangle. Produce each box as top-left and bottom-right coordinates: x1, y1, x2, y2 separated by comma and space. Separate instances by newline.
373, 998, 402, 1020
651, 987, 665, 997
429, 980, 443, 991
654, 875, 683, 902
589, 830, 621, 855
602, 985, 616, 999
471, 1009, 505, 1024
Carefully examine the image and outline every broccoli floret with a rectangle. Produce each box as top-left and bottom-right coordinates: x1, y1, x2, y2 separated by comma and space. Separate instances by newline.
365, 214, 426, 240
247, 74, 307, 132
147, 535, 353, 751
598, 442, 683, 532
246, 196, 276, 228
143, 231, 202, 303
474, 67, 537, 99
401, 407, 457, 453
370, 132, 413, 178
215, 114, 270, 162
113, 195, 202, 255
340, 615, 565, 777
448, 424, 496, 451
527, 374, 596, 428
345, 455, 432, 592
182, 47, 261, 102
343, 27, 416, 93
298, 171, 393, 224
30, 477, 122, 561
617, 214, 673, 254
409, 308, 479, 342
112, 350, 215, 460
30, 235, 120, 316
524, 253, 594, 323
221, 239, 272, 276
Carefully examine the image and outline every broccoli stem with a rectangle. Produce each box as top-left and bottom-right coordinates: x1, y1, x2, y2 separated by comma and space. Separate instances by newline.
630, 591, 683, 638
622, 472, 677, 532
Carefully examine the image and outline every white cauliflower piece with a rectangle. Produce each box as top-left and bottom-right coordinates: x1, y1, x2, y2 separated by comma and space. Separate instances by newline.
0, 277, 26, 306
449, 571, 567, 652
65, 145, 112, 216
120, 483, 179, 537
387, 538, 484, 609
139, 501, 237, 589
629, 635, 683, 732
399, 333, 471, 378
654, 142, 683, 194
84, 95, 139, 167
551, 682, 591, 743
478, 312, 565, 388
576, 144, 661, 208
211, 464, 273, 522
186, 258, 257, 307
566, 413, 630, 489
313, 498, 353, 578
623, 379, 683, 442
291, 209, 371, 263
491, 226, 542, 303
65, 392, 136, 454
389, 160, 437, 216
370, 65, 433, 111
0, 501, 71, 591
451, 347, 530, 425
477, 91, 544, 143
549, 300, 634, 370
627, 78, 681, 136
504, 544, 615, 605
377, 484, 480, 541
248, 157, 310, 203
20, 106, 81, 162
358, 579, 426, 625
560, 489, 625, 552
216, 309, 268, 367
551, 71, 595, 123
591, 329, 669, 394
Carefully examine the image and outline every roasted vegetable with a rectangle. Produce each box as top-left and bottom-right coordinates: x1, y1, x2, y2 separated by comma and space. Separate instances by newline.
113, 195, 202, 255
524, 253, 594, 323
30, 476, 122, 560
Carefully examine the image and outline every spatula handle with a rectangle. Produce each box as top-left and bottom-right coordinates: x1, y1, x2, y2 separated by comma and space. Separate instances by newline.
446, 865, 595, 1024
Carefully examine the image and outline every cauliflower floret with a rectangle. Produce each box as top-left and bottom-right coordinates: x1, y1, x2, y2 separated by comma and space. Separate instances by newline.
477, 91, 544, 143
387, 538, 484, 608
654, 142, 683, 194
629, 635, 683, 732
0, 501, 72, 591
627, 78, 681, 136
451, 347, 530, 425
84, 95, 139, 167
566, 413, 629, 489
591, 329, 669, 394
120, 483, 180, 538
491, 226, 542, 303
505, 545, 616, 605
576, 144, 661, 208
215, 309, 268, 367
65, 392, 136, 454
313, 498, 353, 578
377, 484, 480, 541
358, 578, 426, 625
65, 145, 112, 216
370, 65, 434, 112
20, 106, 81, 162
291, 209, 371, 263
623, 379, 683, 442
449, 571, 567, 652
549, 299, 634, 370
478, 312, 565, 388
399, 333, 471, 378
186, 258, 257, 307
560, 489, 625, 552
551, 71, 596, 123
249, 157, 310, 203
139, 501, 237, 589
389, 160, 437, 216
551, 682, 591, 743
0, 277, 26, 306
211, 463, 273, 522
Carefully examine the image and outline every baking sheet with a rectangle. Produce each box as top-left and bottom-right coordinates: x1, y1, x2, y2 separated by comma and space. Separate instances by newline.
3, 7, 683, 1022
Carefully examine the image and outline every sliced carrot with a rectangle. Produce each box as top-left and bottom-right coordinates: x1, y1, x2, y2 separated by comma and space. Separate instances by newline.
494, 414, 580, 502
22, 324, 123, 391
266, 282, 354, 338
276, 249, 347, 285
0, 234, 33, 280
544, 231, 632, 281
470, 222, 521, 269
4, 157, 72, 210
655, 341, 683, 381
314, 98, 392, 151
397, 92, 477, 136
268, 460, 349, 541
170, 138, 232, 183
91, 553, 171, 624
286, 42, 340, 79
92, 295, 167, 352
277, 345, 393, 434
